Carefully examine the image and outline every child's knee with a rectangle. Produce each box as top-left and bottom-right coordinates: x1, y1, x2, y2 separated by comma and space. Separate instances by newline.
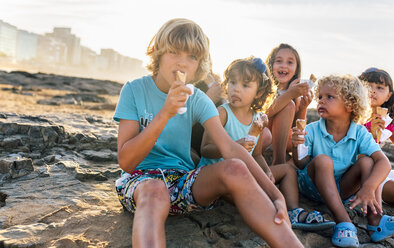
310, 155, 334, 170
222, 158, 250, 179
285, 163, 297, 176
356, 156, 374, 171
135, 180, 170, 207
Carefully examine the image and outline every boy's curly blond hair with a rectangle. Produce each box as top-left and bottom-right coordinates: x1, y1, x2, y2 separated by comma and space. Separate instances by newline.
315, 75, 371, 123
146, 18, 211, 83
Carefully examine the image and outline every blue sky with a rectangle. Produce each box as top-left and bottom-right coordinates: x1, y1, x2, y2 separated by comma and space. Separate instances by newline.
1, 0, 394, 79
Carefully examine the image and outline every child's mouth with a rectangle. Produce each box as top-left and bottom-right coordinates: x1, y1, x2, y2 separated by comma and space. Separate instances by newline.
231, 96, 241, 102
277, 71, 288, 77
317, 107, 326, 113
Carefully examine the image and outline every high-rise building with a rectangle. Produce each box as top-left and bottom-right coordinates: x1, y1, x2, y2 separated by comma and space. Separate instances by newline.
16, 30, 37, 61
80, 46, 97, 68
100, 48, 119, 70
47, 27, 81, 65
37, 34, 67, 64
0, 20, 18, 58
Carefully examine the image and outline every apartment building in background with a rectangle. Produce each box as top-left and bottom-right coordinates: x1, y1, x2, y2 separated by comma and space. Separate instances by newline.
0, 19, 146, 81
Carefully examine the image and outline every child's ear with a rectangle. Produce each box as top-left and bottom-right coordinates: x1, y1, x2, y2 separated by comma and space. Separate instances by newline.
255, 89, 263, 99
386, 91, 392, 102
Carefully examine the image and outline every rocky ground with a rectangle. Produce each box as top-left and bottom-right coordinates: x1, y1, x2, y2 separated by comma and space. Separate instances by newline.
0, 70, 393, 248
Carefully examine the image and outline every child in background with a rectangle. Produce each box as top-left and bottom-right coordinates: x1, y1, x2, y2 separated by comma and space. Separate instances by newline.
199, 57, 334, 231
359, 68, 394, 144
265, 43, 313, 165
114, 18, 302, 247
191, 71, 225, 165
292, 75, 393, 247
359, 67, 394, 206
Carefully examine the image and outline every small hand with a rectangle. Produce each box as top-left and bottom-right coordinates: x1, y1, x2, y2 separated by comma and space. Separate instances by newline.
206, 81, 224, 105
273, 199, 290, 226
288, 79, 309, 98
236, 138, 255, 152
349, 186, 382, 215
371, 113, 386, 130
162, 80, 192, 118
299, 90, 314, 110
291, 127, 306, 147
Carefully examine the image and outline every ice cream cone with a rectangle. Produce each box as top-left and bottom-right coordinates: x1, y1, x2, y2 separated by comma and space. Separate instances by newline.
176, 71, 186, 83
310, 74, 317, 83
300, 74, 316, 89
248, 113, 266, 137
176, 71, 191, 115
373, 107, 388, 143
296, 119, 306, 131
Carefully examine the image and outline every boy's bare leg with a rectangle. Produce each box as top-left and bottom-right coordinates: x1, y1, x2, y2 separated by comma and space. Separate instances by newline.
307, 154, 351, 223
270, 101, 295, 165
192, 159, 303, 248
270, 163, 299, 210
133, 180, 170, 248
383, 181, 394, 206
339, 156, 381, 226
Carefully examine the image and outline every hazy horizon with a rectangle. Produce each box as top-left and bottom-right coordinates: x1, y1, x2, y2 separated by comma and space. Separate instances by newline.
1, 0, 394, 81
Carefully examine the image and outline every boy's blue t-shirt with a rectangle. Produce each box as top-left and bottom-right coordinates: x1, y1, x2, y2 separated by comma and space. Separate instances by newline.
301, 118, 381, 180
198, 103, 258, 167
113, 75, 218, 171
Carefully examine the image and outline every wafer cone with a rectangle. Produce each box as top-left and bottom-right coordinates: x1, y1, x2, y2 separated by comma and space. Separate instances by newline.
373, 107, 388, 143
296, 119, 306, 131
310, 74, 317, 83
176, 71, 186, 83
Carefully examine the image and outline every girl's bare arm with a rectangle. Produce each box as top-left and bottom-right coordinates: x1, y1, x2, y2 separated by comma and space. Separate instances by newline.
203, 116, 284, 202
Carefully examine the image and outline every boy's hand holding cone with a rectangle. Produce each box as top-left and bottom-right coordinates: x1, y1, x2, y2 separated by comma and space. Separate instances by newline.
296, 119, 308, 160
176, 71, 194, 115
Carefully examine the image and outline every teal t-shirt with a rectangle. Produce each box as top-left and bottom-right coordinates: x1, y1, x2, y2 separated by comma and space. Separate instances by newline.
198, 103, 258, 167
299, 118, 381, 180
113, 75, 218, 171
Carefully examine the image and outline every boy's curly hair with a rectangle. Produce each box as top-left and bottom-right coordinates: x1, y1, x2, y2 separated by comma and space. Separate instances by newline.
315, 75, 371, 123
222, 56, 275, 112
265, 43, 301, 88
146, 18, 211, 83
359, 68, 394, 123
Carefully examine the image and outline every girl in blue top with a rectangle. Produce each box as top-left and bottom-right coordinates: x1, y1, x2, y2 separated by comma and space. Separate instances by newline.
114, 18, 302, 247
199, 57, 334, 231
292, 75, 393, 247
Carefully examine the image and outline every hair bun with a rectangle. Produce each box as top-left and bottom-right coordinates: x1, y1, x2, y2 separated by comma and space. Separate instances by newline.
252, 57, 267, 74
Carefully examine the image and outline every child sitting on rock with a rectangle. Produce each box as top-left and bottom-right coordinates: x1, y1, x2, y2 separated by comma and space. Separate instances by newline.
265, 44, 313, 165
113, 18, 302, 247
359, 67, 394, 207
292, 75, 393, 247
198, 56, 334, 231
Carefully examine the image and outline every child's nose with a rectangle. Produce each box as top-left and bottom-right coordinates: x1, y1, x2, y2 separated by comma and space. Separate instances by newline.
234, 83, 241, 91
176, 57, 187, 67
176, 53, 189, 67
